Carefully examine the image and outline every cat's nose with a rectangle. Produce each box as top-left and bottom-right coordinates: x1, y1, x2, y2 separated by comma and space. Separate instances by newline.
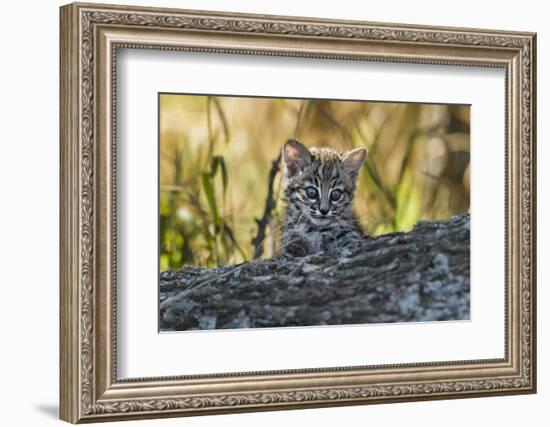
319, 207, 329, 216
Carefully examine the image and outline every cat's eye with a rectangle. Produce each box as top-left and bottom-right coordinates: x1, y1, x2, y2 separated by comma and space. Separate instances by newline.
305, 186, 319, 199
330, 189, 343, 201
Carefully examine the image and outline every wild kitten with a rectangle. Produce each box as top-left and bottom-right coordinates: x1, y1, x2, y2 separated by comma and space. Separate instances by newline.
280, 139, 367, 257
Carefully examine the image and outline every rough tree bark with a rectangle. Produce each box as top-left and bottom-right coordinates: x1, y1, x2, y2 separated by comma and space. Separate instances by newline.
160, 214, 470, 331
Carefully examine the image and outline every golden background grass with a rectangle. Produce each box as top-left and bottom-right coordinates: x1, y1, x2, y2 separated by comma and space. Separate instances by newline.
160, 94, 470, 269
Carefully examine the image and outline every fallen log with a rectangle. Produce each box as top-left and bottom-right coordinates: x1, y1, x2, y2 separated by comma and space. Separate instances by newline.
160, 214, 470, 331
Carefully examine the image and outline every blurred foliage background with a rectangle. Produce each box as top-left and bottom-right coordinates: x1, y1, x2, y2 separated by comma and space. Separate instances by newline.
160, 94, 470, 270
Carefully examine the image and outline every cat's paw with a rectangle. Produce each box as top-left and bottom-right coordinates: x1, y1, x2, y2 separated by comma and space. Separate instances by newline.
282, 239, 310, 258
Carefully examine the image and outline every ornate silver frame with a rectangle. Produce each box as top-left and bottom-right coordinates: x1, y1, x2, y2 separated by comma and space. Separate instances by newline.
60, 2, 536, 423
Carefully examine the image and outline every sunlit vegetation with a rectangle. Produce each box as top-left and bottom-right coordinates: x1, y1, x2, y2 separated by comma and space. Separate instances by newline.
160, 94, 470, 270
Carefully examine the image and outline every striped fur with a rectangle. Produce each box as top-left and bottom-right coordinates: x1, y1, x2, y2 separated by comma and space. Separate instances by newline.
281, 139, 367, 257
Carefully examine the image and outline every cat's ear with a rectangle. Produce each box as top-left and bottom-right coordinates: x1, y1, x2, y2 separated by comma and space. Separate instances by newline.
282, 140, 312, 177
341, 147, 367, 182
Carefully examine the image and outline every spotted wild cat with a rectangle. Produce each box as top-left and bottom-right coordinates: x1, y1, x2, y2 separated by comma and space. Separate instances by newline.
280, 139, 367, 257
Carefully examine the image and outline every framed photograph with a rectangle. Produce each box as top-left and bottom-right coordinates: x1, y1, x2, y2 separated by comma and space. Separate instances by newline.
60, 2, 536, 423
